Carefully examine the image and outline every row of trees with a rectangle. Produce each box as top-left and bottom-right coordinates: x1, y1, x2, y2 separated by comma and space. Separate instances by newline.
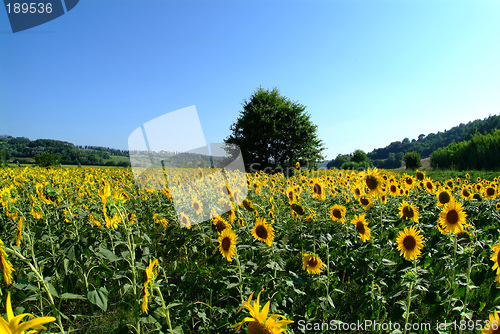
368, 114, 500, 161
0, 136, 130, 167
430, 129, 500, 170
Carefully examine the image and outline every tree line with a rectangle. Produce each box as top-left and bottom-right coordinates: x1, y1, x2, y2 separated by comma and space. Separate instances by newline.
0, 136, 130, 167
367, 114, 500, 165
430, 129, 500, 171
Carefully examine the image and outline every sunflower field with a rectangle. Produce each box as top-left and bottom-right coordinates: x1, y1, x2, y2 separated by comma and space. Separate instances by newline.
1, 166, 500, 334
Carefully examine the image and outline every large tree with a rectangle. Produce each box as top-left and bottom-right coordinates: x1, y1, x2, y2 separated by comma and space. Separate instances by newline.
225, 87, 325, 171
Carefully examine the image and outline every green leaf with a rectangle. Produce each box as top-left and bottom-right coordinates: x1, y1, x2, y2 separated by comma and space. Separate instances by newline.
60, 293, 86, 300
98, 247, 120, 262
88, 287, 108, 311
167, 303, 182, 310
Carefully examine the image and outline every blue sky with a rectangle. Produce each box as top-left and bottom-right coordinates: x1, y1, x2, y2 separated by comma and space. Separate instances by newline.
1, 0, 500, 161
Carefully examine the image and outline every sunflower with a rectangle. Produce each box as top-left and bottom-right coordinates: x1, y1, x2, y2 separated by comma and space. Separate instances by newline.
358, 196, 374, 210
496, 202, 500, 210
252, 218, 274, 247
438, 199, 467, 234
482, 309, 500, 334
89, 213, 102, 228
423, 177, 435, 194
241, 199, 256, 213
153, 213, 168, 227
329, 204, 347, 223
192, 199, 203, 215
388, 182, 399, 196
473, 193, 483, 201
416, 170, 426, 181
15, 216, 23, 247
302, 253, 324, 274
351, 183, 365, 199
456, 186, 470, 201
311, 180, 326, 200
398, 200, 419, 223
484, 185, 498, 200
218, 228, 237, 262
286, 186, 297, 204
436, 188, 453, 207
142, 259, 159, 314
403, 174, 415, 190
490, 244, 500, 275
213, 216, 231, 233
290, 203, 305, 216
0, 237, 14, 285
363, 168, 384, 197
231, 290, 293, 334
351, 213, 370, 242
179, 212, 191, 229
396, 226, 424, 261
0, 292, 56, 334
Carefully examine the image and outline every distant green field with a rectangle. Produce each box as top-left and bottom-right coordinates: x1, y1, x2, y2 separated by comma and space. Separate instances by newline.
6, 155, 130, 168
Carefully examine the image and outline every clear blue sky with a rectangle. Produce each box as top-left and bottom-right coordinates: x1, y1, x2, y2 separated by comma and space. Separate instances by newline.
1, 0, 500, 160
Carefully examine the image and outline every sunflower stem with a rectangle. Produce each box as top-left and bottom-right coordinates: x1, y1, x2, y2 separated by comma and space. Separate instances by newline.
325, 243, 330, 315
452, 234, 457, 290
155, 286, 173, 331
235, 250, 244, 303
403, 263, 416, 334
459, 255, 472, 334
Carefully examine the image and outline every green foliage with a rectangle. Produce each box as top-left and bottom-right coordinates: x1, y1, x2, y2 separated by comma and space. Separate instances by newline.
351, 149, 368, 164
0, 150, 6, 167
368, 114, 500, 162
328, 150, 371, 170
403, 151, 422, 170
225, 87, 325, 170
0, 135, 129, 166
327, 153, 350, 169
430, 129, 500, 170
34, 152, 61, 167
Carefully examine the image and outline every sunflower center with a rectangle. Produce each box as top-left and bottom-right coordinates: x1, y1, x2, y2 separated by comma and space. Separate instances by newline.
403, 236, 416, 251
193, 202, 200, 211
248, 321, 272, 334
356, 221, 365, 235
313, 184, 322, 196
365, 176, 378, 190
288, 191, 294, 201
332, 209, 342, 219
216, 221, 227, 233
406, 178, 413, 185
308, 257, 319, 267
354, 188, 361, 197
446, 210, 459, 225
390, 185, 397, 193
221, 237, 231, 251
462, 189, 470, 197
473, 193, 482, 201
255, 225, 268, 240
438, 192, 451, 204
403, 206, 414, 219
426, 182, 433, 190
487, 187, 495, 197
416, 172, 424, 180
360, 197, 369, 206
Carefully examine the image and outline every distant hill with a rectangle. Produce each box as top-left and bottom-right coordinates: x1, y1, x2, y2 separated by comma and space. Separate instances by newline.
368, 114, 500, 161
327, 114, 500, 169
0, 136, 130, 166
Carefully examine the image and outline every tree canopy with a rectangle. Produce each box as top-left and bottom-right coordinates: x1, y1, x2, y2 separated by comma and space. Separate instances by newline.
225, 87, 325, 171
